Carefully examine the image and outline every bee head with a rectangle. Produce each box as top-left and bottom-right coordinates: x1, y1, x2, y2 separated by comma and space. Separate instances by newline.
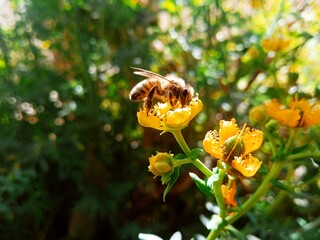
180, 85, 194, 106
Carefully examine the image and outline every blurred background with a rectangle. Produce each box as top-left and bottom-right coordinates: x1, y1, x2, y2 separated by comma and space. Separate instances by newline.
0, 0, 319, 239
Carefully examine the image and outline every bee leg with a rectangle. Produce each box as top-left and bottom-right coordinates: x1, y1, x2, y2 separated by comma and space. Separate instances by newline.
168, 91, 178, 108
144, 85, 158, 115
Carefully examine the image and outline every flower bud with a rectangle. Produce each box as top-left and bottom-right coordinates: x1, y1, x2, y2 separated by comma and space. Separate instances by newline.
249, 105, 270, 125
148, 152, 174, 176
223, 136, 245, 161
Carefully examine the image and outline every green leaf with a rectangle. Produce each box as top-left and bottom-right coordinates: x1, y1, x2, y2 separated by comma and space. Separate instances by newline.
173, 153, 187, 161
291, 144, 311, 154
273, 142, 286, 162
161, 171, 173, 184
270, 179, 291, 191
189, 172, 213, 197
163, 168, 180, 202
189, 148, 203, 160
226, 224, 247, 240
259, 163, 268, 175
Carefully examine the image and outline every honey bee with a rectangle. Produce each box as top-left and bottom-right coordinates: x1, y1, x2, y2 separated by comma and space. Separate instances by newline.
129, 68, 195, 114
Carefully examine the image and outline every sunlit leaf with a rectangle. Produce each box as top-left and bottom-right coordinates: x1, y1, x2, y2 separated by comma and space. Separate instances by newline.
189, 172, 213, 197
189, 148, 203, 160
138, 233, 163, 240
169, 231, 182, 240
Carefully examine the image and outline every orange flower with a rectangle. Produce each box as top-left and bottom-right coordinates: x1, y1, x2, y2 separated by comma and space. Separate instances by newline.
265, 98, 320, 128
221, 181, 237, 207
203, 118, 263, 177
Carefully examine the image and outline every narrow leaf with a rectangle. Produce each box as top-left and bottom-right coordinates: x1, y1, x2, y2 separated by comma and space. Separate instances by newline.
189, 172, 213, 197
190, 148, 203, 160
163, 168, 180, 202
270, 179, 291, 191
207, 173, 219, 189
161, 171, 173, 184
173, 153, 187, 161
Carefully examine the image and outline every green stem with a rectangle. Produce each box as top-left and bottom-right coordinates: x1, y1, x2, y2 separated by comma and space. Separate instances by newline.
304, 171, 320, 186
171, 130, 191, 156
287, 151, 320, 163
193, 159, 213, 178
262, 126, 277, 156
213, 168, 227, 218
171, 130, 212, 178
299, 216, 320, 233
207, 160, 284, 239
284, 128, 297, 154
173, 158, 193, 167
266, 162, 294, 214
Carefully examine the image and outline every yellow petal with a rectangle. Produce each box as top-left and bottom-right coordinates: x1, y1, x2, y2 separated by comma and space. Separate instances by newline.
164, 97, 203, 129
290, 98, 311, 114
165, 108, 191, 129
278, 109, 301, 127
242, 128, 263, 155
219, 118, 239, 143
232, 155, 261, 177
137, 109, 163, 130
262, 37, 289, 52
277, 38, 290, 51
203, 130, 224, 159
189, 97, 203, 120
155, 102, 172, 115
304, 103, 320, 127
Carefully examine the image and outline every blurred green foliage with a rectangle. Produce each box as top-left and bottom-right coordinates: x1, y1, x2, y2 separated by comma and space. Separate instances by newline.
0, 0, 319, 239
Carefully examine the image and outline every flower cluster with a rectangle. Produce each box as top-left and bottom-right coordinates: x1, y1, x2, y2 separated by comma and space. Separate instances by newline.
131, 54, 320, 238
203, 118, 263, 177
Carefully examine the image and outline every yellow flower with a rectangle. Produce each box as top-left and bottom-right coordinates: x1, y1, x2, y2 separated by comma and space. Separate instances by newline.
261, 37, 290, 52
203, 118, 263, 177
250, 0, 263, 9
137, 96, 203, 131
265, 98, 320, 128
221, 180, 237, 207
148, 152, 174, 176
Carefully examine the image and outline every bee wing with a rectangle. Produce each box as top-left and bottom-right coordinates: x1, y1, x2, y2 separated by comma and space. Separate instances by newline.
131, 67, 174, 83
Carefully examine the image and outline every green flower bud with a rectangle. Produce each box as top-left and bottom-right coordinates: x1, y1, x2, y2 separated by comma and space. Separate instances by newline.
148, 152, 174, 176
249, 105, 270, 125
